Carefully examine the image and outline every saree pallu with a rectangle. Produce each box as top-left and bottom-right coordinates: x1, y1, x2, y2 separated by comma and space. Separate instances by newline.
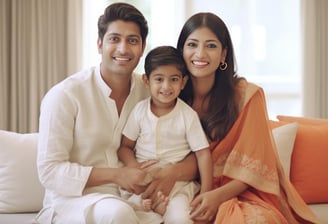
211, 81, 319, 224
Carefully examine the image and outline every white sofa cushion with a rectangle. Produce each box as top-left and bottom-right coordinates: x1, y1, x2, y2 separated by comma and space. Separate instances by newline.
272, 122, 298, 178
0, 130, 44, 213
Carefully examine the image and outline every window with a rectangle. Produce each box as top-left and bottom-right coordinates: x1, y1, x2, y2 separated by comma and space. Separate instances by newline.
83, 0, 302, 119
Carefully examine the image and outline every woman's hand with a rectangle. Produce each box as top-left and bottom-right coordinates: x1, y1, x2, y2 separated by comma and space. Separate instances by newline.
190, 190, 221, 223
190, 180, 248, 222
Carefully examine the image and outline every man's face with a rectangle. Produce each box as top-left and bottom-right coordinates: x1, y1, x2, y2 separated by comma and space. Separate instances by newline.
98, 20, 145, 78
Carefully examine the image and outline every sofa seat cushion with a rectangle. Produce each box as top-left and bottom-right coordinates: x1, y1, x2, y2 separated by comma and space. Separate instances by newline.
0, 130, 44, 213
308, 204, 328, 224
0, 213, 37, 224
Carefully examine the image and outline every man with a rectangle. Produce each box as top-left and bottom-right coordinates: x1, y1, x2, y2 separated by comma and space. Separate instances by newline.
35, 3, 196, 223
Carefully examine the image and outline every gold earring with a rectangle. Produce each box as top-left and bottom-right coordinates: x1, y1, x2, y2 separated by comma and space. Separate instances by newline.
219, 62, 227, 71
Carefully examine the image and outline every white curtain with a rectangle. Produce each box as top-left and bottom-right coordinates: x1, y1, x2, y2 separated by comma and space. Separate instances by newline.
302, 0, 328, 118
0, 0, 82, 133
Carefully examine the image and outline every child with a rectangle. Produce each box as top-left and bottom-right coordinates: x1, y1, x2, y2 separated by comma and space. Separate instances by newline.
118, 46, 212, 223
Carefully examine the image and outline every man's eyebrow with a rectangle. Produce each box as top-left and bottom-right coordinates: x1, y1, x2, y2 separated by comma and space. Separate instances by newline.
106, 33, 141, 39
127, 34, 141, 39
105, 32, 120, 37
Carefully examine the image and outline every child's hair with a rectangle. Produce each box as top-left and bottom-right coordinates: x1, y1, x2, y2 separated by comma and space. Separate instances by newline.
144, 46, 188, 78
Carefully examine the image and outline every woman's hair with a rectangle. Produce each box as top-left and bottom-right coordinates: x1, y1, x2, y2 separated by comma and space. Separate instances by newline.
97, 2, 148, 46
177, 12, 241, 141
144, 46, 187, 78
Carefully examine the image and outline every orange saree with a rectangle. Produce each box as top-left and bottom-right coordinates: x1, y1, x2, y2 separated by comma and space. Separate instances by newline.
211, 81, 319, 224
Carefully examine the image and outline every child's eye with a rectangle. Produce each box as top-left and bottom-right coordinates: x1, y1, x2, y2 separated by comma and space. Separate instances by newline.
171, 77, 180, 82
154, 77, 163, 82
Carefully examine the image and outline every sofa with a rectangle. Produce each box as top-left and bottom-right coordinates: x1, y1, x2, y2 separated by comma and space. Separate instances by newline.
0, 115, 327, 224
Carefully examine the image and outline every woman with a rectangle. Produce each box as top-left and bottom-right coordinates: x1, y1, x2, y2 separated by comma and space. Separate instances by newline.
177, 12, 319, 224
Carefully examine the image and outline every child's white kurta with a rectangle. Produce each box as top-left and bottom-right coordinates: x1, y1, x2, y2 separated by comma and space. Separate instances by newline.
35, 66, 161, 223
123, 97, 209, 164
121, 97, 209, 223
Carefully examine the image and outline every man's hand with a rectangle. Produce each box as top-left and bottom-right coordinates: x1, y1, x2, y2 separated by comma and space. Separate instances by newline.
141, 164, 176, 202
141, 153, 198, 202
117, 166, 152, 194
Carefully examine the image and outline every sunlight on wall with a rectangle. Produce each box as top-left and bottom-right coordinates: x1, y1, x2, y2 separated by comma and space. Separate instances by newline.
82, 0, 105, 69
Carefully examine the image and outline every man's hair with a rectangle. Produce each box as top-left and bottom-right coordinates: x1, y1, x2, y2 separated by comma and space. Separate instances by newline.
97, 2, 148, 45
144, 46, 187, 78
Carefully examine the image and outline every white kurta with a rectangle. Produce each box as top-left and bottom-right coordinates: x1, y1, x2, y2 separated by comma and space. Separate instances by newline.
35, 66, 154, 223
123, 97, 209, 165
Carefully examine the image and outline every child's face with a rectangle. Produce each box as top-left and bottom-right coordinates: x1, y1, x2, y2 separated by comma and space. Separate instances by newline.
144, 64, 188, 106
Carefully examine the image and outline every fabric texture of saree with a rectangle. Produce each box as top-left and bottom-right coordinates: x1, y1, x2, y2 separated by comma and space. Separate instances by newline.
211, 81, 319, 224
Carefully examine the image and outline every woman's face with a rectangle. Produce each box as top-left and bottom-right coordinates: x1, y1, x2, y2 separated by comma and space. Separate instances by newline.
183, 26, 226, 79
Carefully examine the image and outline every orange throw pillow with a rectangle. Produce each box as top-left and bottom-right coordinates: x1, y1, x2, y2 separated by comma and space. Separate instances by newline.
277, 115, 328, 125
288, 122, 328, 203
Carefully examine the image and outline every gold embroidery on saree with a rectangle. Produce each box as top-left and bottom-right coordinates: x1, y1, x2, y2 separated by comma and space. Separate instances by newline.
214, 150, 278, 184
